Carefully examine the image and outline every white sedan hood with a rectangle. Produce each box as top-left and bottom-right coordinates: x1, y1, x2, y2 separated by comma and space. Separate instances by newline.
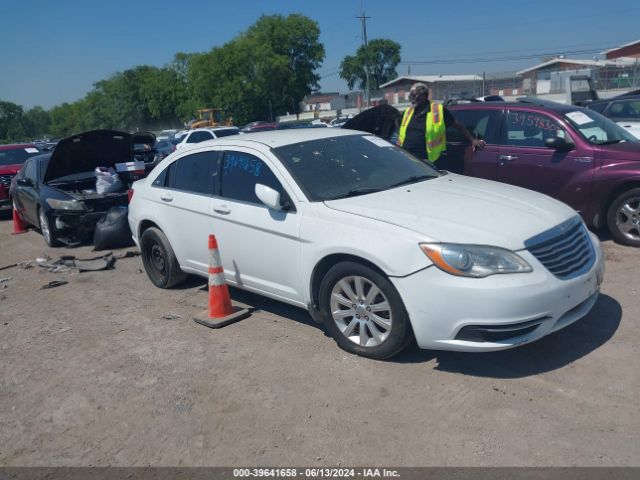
324, 174, 577, 250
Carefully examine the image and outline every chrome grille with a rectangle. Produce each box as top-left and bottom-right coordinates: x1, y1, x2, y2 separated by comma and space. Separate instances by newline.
525, 217, 595, 280
0, 174, 14, 188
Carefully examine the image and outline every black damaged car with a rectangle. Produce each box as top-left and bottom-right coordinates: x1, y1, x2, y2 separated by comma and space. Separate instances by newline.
10, 130, 143, 247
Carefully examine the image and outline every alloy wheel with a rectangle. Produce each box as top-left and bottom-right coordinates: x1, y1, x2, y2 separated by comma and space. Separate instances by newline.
616, 196, 640, 242
329, 275, 392, 347
39, 209, 51, 245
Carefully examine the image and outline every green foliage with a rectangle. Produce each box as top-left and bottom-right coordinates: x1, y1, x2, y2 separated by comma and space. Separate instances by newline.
340, 38, 401, 91
23, 107, 51, 139
4, 14, 326, 138
0, 101, 27, 143
188, 14, 325, 125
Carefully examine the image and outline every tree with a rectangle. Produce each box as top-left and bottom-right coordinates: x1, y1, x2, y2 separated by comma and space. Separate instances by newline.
169, 52, 198, 120
23, 106, 51, 138
187, 14, 325, 124
0, 101, 27, 142
339, 38, 401, 91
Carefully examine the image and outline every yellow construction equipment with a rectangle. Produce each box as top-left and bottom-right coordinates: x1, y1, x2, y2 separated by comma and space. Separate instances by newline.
189, 108, 233, 129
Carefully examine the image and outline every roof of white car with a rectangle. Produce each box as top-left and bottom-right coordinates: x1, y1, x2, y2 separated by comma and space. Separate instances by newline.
188, 126, 239, 133
217, 127, 363, 149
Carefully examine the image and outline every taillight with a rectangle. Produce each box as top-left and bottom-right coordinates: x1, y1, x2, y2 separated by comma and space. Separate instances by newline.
128, 188, 134, 203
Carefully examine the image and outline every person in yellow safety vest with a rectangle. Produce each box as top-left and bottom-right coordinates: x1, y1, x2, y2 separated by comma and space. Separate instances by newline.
398, 83, 486, 166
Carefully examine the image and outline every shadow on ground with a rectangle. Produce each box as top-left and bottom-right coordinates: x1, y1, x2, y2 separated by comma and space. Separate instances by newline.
228, 286, 322, 330
224, 285, 622, 377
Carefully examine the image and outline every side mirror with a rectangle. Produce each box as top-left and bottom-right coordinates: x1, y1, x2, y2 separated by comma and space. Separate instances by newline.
255, 184, 283, 211
545, 136, 574, 151
17, 178, 34, 187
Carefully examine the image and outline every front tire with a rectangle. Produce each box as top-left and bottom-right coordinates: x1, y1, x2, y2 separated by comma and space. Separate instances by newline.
607, 188, 640, 247
318, 261, 413, 359
140, 227, 187, 288
38, 206, 60, 247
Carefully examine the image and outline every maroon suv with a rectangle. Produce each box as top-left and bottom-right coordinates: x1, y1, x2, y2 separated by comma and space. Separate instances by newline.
444, 100, 640, 247
0, 144, 41, 211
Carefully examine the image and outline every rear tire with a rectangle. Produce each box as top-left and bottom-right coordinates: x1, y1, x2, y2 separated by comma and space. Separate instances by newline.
140, 227, 187, 288
318, 261, 413, 360
606, 188, 640, 247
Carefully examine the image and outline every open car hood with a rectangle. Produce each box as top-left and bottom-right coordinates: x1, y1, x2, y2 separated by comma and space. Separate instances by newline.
133, 131, 156, 152
44, 130, 133, 183
342, 105, 401, 141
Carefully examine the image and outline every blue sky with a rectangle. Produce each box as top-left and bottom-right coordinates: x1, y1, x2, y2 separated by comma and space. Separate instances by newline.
2, 0, 639, 109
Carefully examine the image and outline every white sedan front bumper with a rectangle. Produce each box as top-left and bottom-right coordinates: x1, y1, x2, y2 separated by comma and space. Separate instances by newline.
391, 233, 605, 352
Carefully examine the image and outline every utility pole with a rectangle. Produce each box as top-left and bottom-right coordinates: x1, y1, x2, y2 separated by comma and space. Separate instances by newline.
482, 71, 486, 97
356, 9, 371, 108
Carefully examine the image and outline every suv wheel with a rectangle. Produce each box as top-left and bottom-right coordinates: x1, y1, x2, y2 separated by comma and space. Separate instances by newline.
318, 261, 413, 359
140, 227, 187, 288
607, 188, 640, 247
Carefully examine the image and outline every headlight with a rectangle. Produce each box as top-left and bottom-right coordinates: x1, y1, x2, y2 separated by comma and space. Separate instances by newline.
420, 243, 532, 278
45, 198, 86, 211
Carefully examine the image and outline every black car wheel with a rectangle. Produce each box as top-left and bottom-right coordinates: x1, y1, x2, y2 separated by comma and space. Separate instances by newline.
140, 227, 187, 288
38, 206, 60, 247
607, 188, 640, 247
318, 261, 413, 360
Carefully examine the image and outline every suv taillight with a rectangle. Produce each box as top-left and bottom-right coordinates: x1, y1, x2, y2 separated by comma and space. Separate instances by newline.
128, 188, 134, 203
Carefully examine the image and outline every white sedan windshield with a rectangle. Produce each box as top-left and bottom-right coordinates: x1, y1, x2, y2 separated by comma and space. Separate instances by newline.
273, 135, 440, 201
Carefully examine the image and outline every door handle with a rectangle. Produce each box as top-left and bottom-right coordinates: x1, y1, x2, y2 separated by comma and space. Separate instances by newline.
160, 193, 173, 202
214, 205, 231, 215
498, 155, 518, 161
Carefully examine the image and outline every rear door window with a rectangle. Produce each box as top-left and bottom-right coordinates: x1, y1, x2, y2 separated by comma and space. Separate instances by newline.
220, 151, 286, 205
446, 109, 501, 144
505, 110, 567, 147
171, 151, 221, 195
152, 165, 169, 188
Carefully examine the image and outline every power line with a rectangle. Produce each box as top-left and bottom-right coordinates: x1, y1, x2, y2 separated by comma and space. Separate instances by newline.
401, 46, 618, 66
403, 38, 634, 62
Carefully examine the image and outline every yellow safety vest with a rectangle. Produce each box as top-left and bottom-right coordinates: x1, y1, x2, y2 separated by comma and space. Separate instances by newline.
397, 103, 447, 162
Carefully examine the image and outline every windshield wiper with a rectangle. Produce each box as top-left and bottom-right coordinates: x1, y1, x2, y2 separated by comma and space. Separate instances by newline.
327, 187, 384, 200
386, 174, 436, 189
597, 139, 625, 145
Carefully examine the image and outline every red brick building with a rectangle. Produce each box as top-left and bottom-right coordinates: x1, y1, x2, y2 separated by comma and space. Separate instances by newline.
602, 39, 640, 60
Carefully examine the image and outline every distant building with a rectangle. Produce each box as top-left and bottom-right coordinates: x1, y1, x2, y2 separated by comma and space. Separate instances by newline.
602, 39, 640, 60
517, 57, 636, 95
380, 75, 483, 105
300, 93, 346, 112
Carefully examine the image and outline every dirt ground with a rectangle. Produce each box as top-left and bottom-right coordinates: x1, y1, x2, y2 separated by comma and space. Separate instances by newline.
0, 214, 638, 467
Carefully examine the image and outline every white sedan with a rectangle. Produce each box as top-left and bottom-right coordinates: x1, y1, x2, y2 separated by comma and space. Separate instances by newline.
128, 129, 604, 359
175, 127, 240, 150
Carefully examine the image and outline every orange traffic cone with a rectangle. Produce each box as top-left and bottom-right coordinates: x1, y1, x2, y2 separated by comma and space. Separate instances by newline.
194, 234, 250, 329
11, 208, 28, 235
